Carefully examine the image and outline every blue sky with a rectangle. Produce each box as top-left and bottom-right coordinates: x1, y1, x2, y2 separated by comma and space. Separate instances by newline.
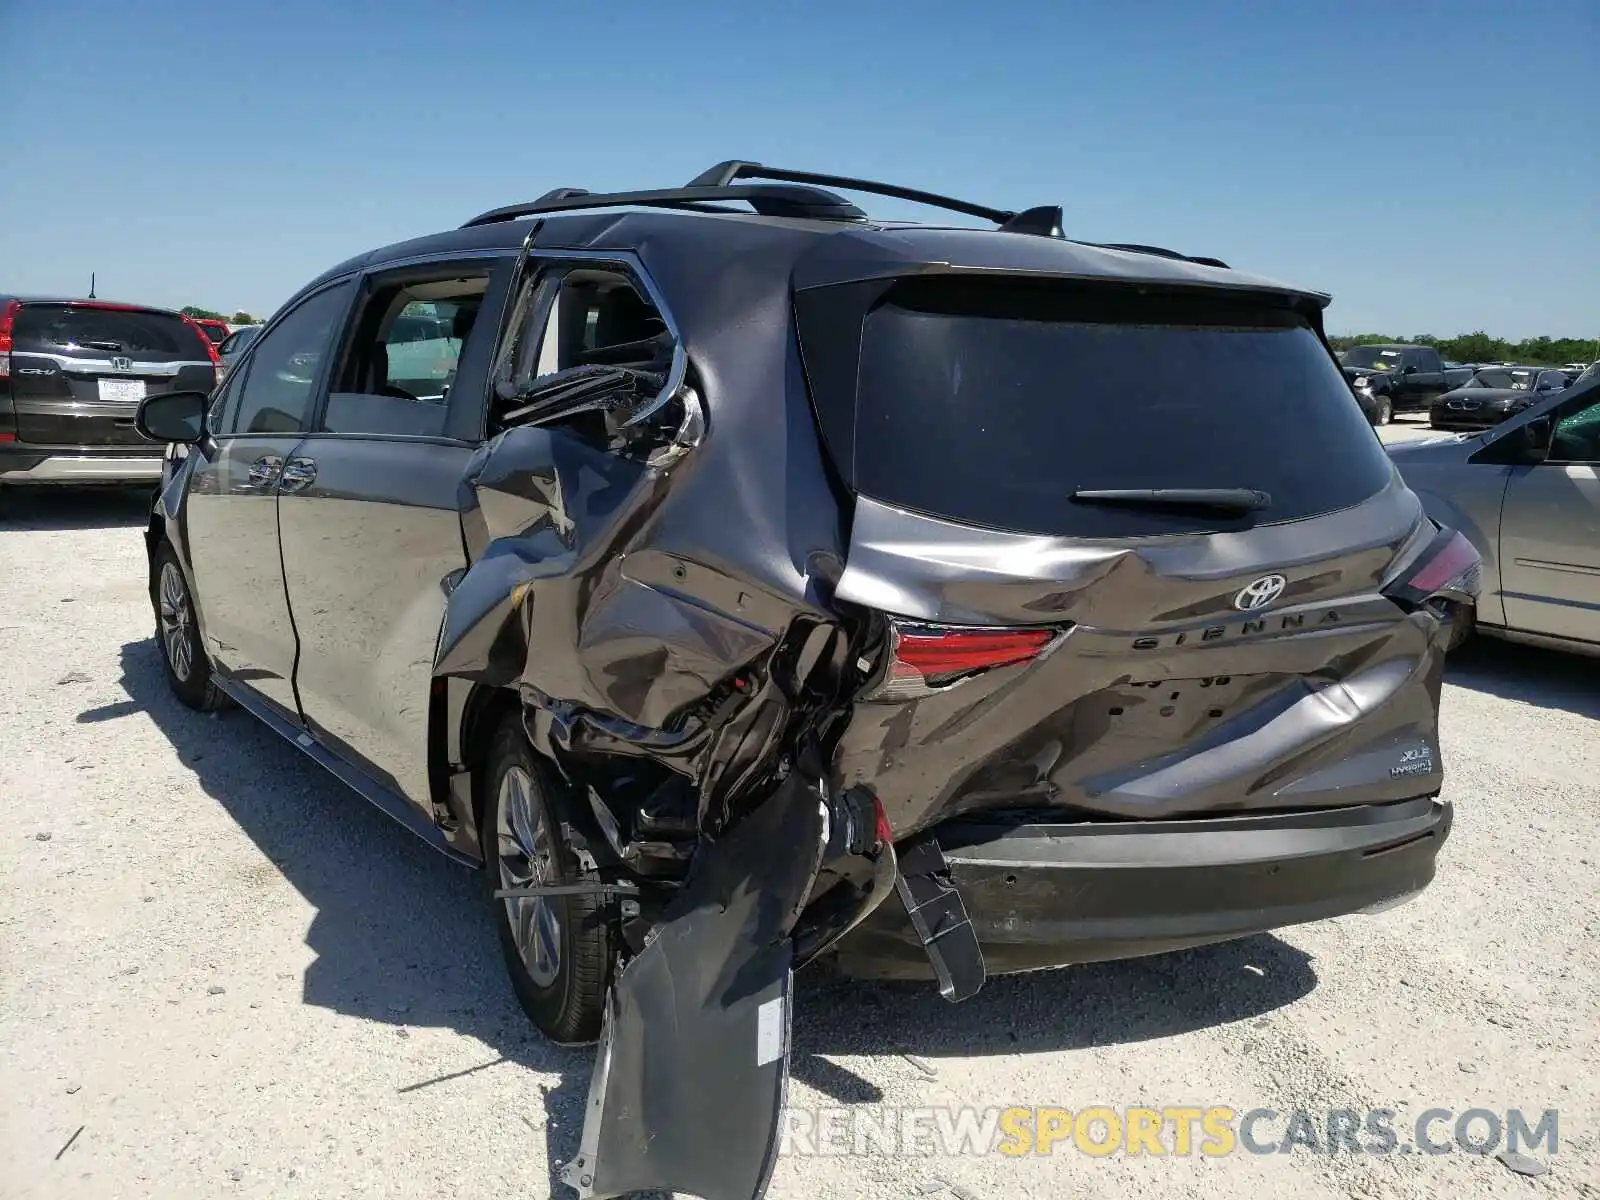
2, 0, 1594, 338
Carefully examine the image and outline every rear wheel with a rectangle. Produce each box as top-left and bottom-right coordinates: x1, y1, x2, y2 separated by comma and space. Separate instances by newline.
152, 544, 227, 711
481, 716, 611, 1044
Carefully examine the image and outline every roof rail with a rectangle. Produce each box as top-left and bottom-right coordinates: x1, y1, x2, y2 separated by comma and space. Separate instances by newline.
690, 165, 1230, 265
461, 183, 866, 229
462, 161, 1231, 267
685, 160, 1017, 225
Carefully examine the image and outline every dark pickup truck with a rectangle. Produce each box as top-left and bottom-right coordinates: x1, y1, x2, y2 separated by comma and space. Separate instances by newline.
1339, 344, 1474, 424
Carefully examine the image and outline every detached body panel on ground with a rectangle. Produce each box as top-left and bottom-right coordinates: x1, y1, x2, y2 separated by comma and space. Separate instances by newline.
138, 166, 1471, 1199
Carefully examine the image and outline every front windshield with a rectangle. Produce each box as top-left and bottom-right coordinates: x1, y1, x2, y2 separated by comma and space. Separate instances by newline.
1467, 368, 1536, 390
1342, 347, 1406, 370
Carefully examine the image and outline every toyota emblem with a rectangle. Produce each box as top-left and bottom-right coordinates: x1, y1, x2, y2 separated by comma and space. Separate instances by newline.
1234, 574, 1287, 612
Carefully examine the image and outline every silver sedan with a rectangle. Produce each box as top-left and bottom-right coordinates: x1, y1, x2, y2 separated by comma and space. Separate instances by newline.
1388, 364, 1600, 657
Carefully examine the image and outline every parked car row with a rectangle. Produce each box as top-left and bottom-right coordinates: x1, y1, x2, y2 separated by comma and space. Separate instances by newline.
1337, 343, 1595, 430
122, 161, 1474, 1200
1391, 362, 1600, 656
1339, 343, 1473, 425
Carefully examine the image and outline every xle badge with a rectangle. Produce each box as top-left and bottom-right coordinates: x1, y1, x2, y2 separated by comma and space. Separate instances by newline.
1390, 745, 1434, 778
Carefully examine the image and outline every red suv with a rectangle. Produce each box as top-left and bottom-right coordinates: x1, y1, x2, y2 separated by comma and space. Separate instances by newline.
191, 317, 232, 346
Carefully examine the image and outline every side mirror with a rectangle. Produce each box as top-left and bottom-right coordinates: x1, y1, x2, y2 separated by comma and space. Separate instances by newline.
135, 390, 210, 445
1401, 364, 1418, 376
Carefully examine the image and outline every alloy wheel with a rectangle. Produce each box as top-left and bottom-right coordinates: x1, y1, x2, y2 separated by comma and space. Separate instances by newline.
495, 766, 563, 988
158, 561, 194, 682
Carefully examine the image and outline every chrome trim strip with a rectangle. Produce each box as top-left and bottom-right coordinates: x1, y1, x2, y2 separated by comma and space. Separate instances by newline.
13, 398, 151, 416
0, 454, 162, 482
1509, 560, 1600, 579
372, 246, 521, 270
208, 673, 477, 867
14, 352, 215, 375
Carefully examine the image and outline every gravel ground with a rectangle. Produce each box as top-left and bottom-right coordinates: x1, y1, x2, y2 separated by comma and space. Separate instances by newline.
2, 477, 1596, 1200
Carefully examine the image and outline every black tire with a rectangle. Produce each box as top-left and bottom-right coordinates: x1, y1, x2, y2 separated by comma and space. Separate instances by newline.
1372, 395, 1393, 426
151, 543, 228, 711
480, 716, 611, 1044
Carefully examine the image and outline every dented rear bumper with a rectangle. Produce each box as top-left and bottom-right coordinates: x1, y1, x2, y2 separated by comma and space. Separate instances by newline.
830, 796, 1452, 979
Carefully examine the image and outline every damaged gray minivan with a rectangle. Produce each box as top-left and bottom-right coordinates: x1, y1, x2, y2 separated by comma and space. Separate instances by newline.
136, 162, 1476, 1200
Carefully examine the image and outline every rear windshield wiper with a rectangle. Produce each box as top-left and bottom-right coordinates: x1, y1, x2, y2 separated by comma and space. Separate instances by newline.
1069, 487, 1272, 514
78, 339, 127, 353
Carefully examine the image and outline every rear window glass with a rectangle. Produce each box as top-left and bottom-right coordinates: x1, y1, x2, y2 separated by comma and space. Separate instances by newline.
840, 279, 1394, 538
13, 304, 209, 361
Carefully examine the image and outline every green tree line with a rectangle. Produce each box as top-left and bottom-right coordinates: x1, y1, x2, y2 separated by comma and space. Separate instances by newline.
1329, 331, 1598, 367
182, 305, 262, 325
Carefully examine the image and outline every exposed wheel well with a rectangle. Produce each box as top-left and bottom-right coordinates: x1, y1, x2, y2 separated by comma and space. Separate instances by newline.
441, 683, 698, 888
443, 683, 524, 859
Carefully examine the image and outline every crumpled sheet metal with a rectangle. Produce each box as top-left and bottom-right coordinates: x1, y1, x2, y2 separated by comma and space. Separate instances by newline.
432, 422, 788, 737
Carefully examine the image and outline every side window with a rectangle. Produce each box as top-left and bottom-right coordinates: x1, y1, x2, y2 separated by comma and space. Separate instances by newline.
225, 283, 353, 436
487, 263, 679, 455
1537, 370, 1566, 392
1548, 395, 1600, 465
322, 272, 488, 437
208, 367, 243, 431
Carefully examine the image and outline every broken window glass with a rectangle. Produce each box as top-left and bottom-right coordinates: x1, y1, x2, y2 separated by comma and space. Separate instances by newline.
490, 264, 682, 456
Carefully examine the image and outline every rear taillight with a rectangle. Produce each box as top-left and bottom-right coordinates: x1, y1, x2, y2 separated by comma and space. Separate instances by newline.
1387, 528, 1482, 606
863, 619, 1059, 701
0, 298, 20, 378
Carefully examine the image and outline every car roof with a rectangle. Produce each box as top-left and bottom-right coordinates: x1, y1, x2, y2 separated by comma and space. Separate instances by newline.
0, 294, 185, 317
295, 174, 1330, 314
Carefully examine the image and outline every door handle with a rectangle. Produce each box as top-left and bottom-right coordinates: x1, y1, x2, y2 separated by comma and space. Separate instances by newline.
246, 455, 283, 488
279, 456, 317, 492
